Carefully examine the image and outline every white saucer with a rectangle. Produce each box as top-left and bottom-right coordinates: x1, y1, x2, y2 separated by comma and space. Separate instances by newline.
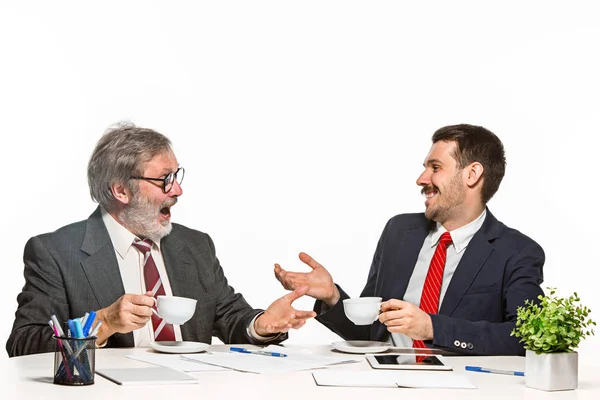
331, 340, 391, 354
150, 341, 210, 354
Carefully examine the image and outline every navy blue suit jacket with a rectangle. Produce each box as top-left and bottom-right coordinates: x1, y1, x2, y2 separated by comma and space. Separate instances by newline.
315, 210, 544, 356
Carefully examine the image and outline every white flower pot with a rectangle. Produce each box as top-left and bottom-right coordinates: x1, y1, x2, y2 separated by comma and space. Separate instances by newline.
525, 350, 578, 391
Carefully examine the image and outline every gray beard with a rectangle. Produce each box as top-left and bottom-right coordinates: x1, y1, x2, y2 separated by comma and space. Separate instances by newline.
119, 197, 172, 242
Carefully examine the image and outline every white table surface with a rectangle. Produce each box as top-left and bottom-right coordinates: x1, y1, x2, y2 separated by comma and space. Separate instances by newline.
2, 344, 599, 399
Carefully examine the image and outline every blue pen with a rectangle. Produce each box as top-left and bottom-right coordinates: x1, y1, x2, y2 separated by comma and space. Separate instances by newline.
465, 366, 524, 376
230, 347, 287, 357
67, 319, 76, 338
82, 311, 96, 337
80, 313, 89, 329
72, 319, 84, 338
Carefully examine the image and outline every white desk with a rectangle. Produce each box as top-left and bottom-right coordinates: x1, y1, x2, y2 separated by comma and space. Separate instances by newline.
2, 345, 599, 399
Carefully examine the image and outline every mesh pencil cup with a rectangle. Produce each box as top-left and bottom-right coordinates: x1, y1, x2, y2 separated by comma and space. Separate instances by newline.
53, 336, 96, 386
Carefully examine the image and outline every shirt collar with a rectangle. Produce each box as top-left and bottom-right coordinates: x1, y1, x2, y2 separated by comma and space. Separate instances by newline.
429, 209, 487, 254
100, 207, 161, 259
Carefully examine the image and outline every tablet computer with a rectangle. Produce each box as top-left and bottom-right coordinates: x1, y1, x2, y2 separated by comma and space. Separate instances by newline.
366, 354, 452, 371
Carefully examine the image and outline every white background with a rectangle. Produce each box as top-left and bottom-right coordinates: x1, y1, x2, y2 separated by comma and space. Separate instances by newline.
1, 1, 598, 364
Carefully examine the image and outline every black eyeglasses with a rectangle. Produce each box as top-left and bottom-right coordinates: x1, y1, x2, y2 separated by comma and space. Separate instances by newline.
130, 167, 185, 193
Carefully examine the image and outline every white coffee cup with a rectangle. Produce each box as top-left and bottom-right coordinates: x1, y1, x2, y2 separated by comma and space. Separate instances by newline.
152, 295, 197, 325
343, 297, 382, 325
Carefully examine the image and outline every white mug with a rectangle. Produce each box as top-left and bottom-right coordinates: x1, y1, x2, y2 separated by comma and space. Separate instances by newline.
152, 295, 197, 325
343, 297, 382, 325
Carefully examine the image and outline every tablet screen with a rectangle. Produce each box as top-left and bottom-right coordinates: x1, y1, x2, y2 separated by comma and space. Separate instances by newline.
373, 355, 444, 366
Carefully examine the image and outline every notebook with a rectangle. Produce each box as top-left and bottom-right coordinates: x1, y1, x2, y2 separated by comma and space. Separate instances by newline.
96, 366, 198, 385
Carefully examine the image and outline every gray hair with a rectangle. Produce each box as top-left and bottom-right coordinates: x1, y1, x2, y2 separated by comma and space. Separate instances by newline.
87, 122, 173, 210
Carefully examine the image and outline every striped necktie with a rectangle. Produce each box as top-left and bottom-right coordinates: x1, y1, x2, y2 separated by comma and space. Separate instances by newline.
132, 239, 176, 342
413, 232, 452, 351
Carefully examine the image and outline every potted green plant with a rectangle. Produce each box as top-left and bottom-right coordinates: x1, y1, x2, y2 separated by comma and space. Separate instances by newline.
511, 287, 596, 391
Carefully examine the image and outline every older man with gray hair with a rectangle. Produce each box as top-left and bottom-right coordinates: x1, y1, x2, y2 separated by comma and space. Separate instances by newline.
7, 122, 315, 357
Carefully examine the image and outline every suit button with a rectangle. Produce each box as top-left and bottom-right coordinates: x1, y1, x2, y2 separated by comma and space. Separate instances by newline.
467, 343, 474, 350
454, 340, 460, 347
461, 342, 467, 349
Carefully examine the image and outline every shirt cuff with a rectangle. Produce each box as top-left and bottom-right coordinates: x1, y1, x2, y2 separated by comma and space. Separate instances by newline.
247, 312, 282, 342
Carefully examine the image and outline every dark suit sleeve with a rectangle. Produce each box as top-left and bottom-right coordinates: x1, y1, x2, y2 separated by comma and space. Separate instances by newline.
314, 220, 389, 340
6, 237, 69, 357
206, 236, 286, 345
429, 242, 545, 355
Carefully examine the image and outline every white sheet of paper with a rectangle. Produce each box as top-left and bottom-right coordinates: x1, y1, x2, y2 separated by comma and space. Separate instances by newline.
182, 349, 360, 374
264, 345, 362, 365
262, 345, 312, 355
312, 370, 476, 389
126, 353, 228, 372
182, 353, 305, 373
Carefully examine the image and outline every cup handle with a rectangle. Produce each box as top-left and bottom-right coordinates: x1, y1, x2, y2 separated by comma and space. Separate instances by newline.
151, 298, 160, 318
373, 302, 383, 322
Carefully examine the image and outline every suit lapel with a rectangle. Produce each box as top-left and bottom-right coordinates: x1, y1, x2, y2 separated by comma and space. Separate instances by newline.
162, 235, 199, 296
439, 210, 500, 316
80, 207, 126, 309
162, 231, 210, 342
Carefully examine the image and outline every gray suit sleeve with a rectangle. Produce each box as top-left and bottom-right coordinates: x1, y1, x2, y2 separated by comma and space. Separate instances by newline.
6, 237, 69, 357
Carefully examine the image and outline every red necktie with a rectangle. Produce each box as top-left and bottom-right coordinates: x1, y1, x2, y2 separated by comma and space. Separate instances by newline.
132, 239, 176, 342
413, 232, 452, 352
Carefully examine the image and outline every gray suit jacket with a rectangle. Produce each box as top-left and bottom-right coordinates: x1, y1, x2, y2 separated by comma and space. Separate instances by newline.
7, 207, 278, 357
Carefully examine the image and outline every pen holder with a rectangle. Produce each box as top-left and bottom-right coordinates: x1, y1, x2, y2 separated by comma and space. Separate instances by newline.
53, 336, 96, 386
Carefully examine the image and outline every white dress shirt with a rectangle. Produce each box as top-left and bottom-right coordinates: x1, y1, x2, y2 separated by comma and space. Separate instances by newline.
391, 210, 487, 348
101, 208, 183, 347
